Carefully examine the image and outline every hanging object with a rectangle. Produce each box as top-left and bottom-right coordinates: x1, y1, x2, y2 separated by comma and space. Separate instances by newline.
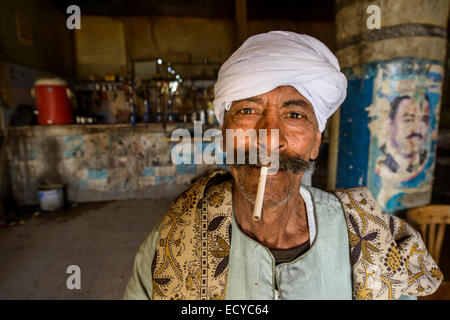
128, 79, 137, 132
143, 84, 151, 124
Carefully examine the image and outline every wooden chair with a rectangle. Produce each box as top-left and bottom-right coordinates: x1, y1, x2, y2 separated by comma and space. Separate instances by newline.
406, 205, 450, 265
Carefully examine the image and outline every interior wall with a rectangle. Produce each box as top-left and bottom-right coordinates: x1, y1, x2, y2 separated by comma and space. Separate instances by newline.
74, 15, 335, 80
0, 0, 73, 76
74, 16, 128, 79
123, 16, 235, 64
6, 123, 225, 205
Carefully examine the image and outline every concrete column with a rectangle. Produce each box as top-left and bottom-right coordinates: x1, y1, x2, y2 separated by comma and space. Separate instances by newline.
333, 0, 449, 213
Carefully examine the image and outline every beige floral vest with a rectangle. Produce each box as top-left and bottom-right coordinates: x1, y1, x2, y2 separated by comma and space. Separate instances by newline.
151, 170, 443, 300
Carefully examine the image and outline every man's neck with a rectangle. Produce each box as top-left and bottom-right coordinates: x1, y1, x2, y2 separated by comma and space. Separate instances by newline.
232, 180, 310, 250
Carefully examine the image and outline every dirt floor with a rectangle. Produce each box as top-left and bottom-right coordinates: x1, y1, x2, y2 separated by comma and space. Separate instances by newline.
0, 197, 449, 300
0, 198, 171, 299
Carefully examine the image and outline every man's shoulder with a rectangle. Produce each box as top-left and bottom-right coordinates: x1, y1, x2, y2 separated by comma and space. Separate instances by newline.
332, 186, 376, 208
302, 185, 343, 206
303, 185, 367, 195
303, 185, 381, 222
332, 186, 384, 222
152, 169, 232, 240
333, 186, 377, 210
150, 170, 231, 231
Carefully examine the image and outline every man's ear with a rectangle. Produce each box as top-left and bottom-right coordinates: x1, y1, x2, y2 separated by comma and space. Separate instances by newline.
310, 130, 322, 160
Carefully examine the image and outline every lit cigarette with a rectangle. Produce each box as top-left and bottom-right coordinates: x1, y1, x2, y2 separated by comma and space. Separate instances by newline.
252, 166, 268, 221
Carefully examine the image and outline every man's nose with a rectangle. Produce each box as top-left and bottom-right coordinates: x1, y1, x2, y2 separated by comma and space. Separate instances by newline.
254, 112, 286, 155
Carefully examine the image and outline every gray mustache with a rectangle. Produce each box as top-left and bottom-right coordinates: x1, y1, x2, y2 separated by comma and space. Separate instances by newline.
230, 150, 315, 174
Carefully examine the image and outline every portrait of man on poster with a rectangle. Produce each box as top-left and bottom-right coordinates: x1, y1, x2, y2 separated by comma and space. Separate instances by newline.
376, 94, 431, 181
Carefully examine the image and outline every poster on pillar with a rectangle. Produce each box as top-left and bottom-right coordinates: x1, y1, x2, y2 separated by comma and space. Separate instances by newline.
366, 59, 443, 213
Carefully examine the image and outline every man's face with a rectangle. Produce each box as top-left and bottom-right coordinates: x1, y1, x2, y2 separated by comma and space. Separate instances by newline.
222, 85, 321, 204
389, 97, 430, 159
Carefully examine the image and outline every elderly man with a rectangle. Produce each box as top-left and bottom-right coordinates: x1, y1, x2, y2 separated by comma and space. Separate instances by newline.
124, 32, 442, 300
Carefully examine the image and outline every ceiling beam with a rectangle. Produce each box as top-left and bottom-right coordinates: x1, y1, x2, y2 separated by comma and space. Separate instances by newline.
235, 0, 248, 47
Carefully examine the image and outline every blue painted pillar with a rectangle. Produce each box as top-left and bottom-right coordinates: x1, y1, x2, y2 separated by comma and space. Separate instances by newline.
333, 0, 449, 213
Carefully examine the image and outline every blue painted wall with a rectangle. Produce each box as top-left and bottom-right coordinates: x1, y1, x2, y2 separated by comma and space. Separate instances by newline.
336, 76, 374, 188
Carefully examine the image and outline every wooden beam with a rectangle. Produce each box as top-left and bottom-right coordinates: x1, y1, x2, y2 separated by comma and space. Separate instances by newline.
235, 0, 247, 47
327, 109, 340, 190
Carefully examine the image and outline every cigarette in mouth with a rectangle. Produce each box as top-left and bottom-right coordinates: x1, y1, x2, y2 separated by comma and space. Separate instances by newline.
252, 166, 268, 221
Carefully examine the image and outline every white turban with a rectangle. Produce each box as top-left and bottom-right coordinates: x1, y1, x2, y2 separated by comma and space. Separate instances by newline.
213, 31, 347, 132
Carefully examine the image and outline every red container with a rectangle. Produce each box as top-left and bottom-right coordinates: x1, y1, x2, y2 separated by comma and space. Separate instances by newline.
32, 78, 73, 125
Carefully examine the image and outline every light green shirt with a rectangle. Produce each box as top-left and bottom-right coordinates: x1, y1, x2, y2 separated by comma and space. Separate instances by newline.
124, 186, 355, 300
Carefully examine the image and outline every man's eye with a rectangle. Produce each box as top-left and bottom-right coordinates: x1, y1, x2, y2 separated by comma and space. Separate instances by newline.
239, 108, 254, 114
288, 112, 303, 119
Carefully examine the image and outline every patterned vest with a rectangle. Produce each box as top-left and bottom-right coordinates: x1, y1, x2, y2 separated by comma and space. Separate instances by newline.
150, 170, 442, 300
